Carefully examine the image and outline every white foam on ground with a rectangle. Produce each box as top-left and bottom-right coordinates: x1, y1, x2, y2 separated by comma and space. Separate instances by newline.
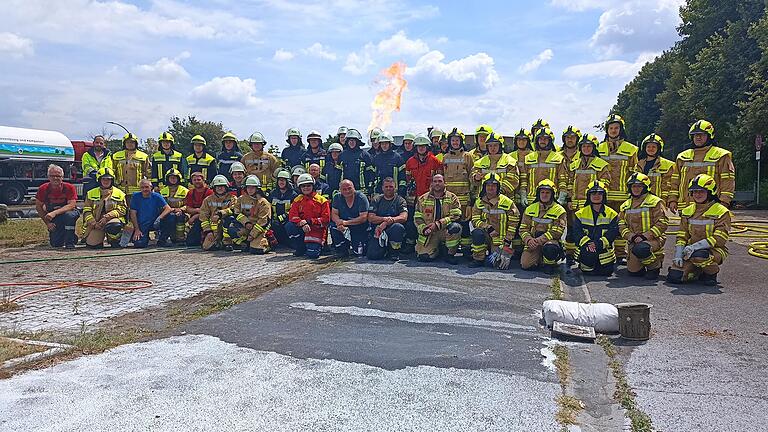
316, 273, 461, 294
350, 263, 555, 286
290, 302, 536, 332
0, 335, 560, 431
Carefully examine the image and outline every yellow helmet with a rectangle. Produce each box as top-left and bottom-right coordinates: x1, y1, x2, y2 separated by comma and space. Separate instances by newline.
688, 173, 717, 197
534, 127, 556, 150
122, 133, 139, 148
97, 167, 115, 181
446, 127, 465, 148
605, 114, 626, 129
485, 132, 505, 153
513, 128, 533, 150
626, 172, 651, 193
585, 180, 608, 204
164, 168, 183, 185
532, 118, 550, 131
562, 125, 582, 145
535, 178, 557, 202
222, 132, 238, 143
191, 135, 207, 146
480, 173, 502, 197
640, 133, 665, 158
579, 133, 601, 156
475, 124, 494, 136
689, 119, 715, 141
158, 132, 175, 144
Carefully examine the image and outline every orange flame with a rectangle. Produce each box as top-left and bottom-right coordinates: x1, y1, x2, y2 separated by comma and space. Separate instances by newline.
368, 61, 408, 133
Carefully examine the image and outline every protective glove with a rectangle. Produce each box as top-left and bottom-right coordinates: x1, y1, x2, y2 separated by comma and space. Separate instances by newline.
673, 245, 685, 268
153, 217, 162, 230
343, 228, 352, 242
557, 191, 568, 206
519, 189, 528, 207
486, 251, 500, 267
495, 246, 514, 270
378, 229, 388, 247
683, 239, 710, 260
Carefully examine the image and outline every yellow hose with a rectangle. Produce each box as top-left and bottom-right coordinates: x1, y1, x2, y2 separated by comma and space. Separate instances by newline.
667, 217, 768, 260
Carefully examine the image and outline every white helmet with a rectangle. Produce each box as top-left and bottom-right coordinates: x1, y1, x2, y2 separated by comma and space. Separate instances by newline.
296, 173, 314, 186
230, 162, 246, 173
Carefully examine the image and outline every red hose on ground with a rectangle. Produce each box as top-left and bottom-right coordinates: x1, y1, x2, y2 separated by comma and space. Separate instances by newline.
0, 280, 154, 304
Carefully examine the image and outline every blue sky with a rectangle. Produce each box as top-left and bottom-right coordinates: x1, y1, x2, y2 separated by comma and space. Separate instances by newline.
0, 0, 685, 147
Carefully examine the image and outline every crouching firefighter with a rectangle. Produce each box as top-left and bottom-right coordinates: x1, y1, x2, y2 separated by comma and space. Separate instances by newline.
226, 175, 273, 254
82, 167, 127, 248
367, 177, 409, 261
157, 168, 189, 246
619, 173, 668, 279
469, 174, 520, 269
199, 175, 237, 251
667, 174, 731, 286
414, 174, 463, 264
573, 181, 619, 276
520, 179, 567, 272
286, 173, 331, 259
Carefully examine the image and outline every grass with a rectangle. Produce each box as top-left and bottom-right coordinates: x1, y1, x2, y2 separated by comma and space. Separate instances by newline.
64, 326, 149, 355
552, 344, 584, 427
0, 337, 47, 363
186, 295, 250, 320
597, 335, 654, 432
548, 276, 563, 300
0, 219, 50, 248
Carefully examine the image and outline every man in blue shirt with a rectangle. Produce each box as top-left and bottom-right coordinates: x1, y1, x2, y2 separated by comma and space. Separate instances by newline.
330, 179, 370, 256
130, 179, 172, 248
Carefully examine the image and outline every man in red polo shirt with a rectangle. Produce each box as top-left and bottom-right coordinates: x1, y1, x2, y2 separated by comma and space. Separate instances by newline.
35, 164, 80, 248
184, 171, 213, 246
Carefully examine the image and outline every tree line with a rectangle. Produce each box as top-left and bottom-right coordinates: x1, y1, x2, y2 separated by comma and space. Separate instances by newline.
611, 0, 768, 199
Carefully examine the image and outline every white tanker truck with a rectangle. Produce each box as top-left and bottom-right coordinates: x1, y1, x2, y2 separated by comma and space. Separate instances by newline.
0, 126, 91, 204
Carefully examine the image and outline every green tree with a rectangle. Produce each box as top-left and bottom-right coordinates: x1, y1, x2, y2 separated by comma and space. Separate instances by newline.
167, 116, 227, 156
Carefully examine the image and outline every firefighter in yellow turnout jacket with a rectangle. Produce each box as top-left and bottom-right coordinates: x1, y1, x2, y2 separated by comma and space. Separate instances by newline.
522, 128, 568, 205
669, 120, 735, 211
619, 173, 668, 279
82, 167, 127, 248
469, 174, 520, 269
199, 175, 237, 251
440, 128, 476, 257
242, 132, 281, 192
225, 175, 272, 254
520, 179, 567, 272
636, 134, 676, 205
510, 129, 534, 208
157, 168, 188, 245
414, 174, 463, 263
560, 125, 583, 264
471, 133, 518, 196
567, 134, 611, 265
597, 114, 638, 261
573, 181, 619, 275
667, 174, 732, 286
111, 133, 151, 206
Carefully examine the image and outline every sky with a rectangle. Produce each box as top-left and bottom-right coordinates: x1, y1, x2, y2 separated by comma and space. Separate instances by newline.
0, 0, 686, 147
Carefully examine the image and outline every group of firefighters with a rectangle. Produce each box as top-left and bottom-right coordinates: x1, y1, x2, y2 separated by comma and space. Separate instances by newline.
36, 115, 736, 286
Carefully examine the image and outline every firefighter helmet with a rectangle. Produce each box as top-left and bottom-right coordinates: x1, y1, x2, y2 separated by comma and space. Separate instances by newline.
585, 180, 608, 204
296, 173, 314, 187
275, 169, 291, 180
164, 168, 183, 185
531, 119, 550, 132
230, 162, 246, 174
534, 127, 556, 150
191, 135, 207, 146
248, 132, 266, 144
211, 175, 229, 187
369, 127, 383, 142
535, 179, 557, 202
328, 143, 343, 152
97, 167, 115, 181
626, 172, 651, 197
307, 130, 322, 142
244, 175, 262, 188
514, 128, 533, 150
221, 132, 237, 144
122, 133, 139, 148
291, 165, 306, 177
403, 132, 416, 142
429, 128, 444, 141
345, 128, 363, 145
689, 119, 715, 142
579, 133, 601, 156
446, 128, 465, 148
485, 132, 505, 152
475, 124, 494, 136
562, 125, 582, 145
377, 133, 394, 144
413, 134, 431, 147
480, 173, 501, 197
158, 131, 175, 145
688, 173, 718, 199
640, 133, 665, 158
337, 126, 348, 135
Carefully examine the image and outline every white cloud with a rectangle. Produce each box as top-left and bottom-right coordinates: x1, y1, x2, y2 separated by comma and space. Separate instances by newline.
302, 43, 337, 61
343, 44, 376, 75
273, 49, 295, 62
0, 0, 261, 45
549, 0, 610, 11
589, 0, 684, 58
518, 49, 554, 74
132, 52, 190, 82
377, 31, 430, 57
407, 50, 499, 95
191, 77, 260, 107
562, 52, 659, 79
0, 32, 33, 59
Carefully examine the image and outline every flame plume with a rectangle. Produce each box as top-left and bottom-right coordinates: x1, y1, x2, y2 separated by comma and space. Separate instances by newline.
368, 62, 408, 133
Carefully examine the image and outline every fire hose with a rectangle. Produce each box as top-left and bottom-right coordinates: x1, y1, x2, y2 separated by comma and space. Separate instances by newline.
1, 280, 154, 304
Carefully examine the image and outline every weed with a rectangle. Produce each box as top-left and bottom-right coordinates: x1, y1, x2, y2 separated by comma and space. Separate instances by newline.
548, 276, 563, 300
0, 337, 47, 363
0, 219, 50, 248
597, 335, 654, 432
